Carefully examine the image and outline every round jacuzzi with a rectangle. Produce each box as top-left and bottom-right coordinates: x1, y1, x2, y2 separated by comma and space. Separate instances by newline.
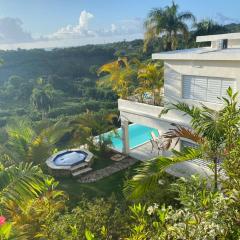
46, 148, 94, 177
53, 150, 87, 167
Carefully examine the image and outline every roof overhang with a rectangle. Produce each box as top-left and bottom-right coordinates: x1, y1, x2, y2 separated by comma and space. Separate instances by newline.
152, 50, 240, 61
196, 33, 240, 43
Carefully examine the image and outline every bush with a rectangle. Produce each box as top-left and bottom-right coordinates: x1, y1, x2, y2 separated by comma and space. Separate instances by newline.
48, 196, 129, 240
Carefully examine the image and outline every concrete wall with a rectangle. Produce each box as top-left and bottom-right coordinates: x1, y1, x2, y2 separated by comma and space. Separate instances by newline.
164, 60, 240, 110
228, 39, 240, 48
118, 99, 191, 127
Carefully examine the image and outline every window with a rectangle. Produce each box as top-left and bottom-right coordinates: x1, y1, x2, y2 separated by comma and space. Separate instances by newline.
182, 76, 235, 103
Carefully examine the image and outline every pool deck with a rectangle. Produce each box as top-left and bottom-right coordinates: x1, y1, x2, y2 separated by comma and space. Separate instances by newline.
128, 141, 214, 179
129, 141, 160, 161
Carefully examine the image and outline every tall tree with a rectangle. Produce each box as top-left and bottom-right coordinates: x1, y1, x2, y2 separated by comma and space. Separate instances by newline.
98, 57, 137, 99
194, 19, 227, 37
137, 63, 164, 105
144, 1, 195, 51
30, 78, 55, 119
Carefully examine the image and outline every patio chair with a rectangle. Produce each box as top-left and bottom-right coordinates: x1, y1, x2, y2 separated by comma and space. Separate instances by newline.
150, 131, 160, 142
150, 131, 168, 154
150, 139, 162, 154
150, 131, 163, 154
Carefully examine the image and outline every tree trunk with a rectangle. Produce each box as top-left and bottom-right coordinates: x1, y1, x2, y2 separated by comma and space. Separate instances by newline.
214, 157, 218, 191
166, 41, 172, 51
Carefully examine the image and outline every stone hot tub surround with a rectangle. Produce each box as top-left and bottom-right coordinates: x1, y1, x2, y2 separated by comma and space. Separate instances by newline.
46, 148, 94, 177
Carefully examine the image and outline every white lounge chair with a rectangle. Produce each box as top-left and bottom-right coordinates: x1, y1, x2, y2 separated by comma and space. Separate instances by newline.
150, 131, 163, 154
150, 131, 159, 142
150, 131, 168, 154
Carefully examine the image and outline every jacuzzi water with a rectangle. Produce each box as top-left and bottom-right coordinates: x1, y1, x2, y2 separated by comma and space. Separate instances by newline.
53, 151, 87, 166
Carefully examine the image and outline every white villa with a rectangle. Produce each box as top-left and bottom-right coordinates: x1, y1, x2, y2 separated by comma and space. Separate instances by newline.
119, 33, 240, 163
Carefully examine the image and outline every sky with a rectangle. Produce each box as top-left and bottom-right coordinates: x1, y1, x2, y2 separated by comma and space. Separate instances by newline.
0, 0, 239, 50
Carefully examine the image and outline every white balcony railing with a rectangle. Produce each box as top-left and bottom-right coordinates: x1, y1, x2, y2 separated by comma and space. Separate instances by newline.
118, 99, 191, 127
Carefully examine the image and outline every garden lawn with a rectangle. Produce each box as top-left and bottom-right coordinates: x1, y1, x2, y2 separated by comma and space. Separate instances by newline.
57, 155, 178, 208
57, 162, 140, 207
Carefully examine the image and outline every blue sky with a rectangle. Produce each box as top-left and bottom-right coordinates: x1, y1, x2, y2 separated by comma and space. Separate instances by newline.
0, 0, 239, 49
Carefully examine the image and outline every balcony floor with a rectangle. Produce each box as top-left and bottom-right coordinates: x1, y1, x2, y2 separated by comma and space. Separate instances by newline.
129, 142, 213, 179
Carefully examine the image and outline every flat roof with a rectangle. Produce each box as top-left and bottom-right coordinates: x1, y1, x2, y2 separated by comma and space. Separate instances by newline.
152, 47, 240, 61
196, 32, 240, 42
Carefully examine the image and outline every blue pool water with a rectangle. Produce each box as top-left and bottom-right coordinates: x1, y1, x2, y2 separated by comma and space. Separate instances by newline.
104, 124, 159, 151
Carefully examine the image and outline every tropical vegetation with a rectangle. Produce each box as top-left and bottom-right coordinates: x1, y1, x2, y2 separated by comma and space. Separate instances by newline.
144, 1, 195, 51
0, 1, 240, 239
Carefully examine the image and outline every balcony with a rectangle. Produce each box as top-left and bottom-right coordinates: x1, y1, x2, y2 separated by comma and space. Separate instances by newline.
118, 98, 190, 128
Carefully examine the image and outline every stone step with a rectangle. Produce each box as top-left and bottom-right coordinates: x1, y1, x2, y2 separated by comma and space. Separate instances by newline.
71, 162, 89, 172
72, 167, 92, 177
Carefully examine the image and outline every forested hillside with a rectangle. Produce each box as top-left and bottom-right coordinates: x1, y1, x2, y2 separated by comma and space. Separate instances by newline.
0, 40, 147, 124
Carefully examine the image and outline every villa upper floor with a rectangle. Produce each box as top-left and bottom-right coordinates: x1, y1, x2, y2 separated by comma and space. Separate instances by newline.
152, 32, 240, 111
118, 32, 240, 128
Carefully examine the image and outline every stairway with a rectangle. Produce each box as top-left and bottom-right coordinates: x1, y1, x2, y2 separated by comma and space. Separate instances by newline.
70, 162, 92, 178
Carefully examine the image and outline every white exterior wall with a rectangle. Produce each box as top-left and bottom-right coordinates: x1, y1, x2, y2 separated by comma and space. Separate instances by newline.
164, 60, 240, 110
118, 55, 240, 155
228, 39, 240, 48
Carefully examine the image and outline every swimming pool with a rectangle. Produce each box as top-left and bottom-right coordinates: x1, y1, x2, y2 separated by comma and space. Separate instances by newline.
104, 124, 159, 151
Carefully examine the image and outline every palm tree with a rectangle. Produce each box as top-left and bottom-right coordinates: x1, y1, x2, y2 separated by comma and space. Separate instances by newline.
98, 57, 137, 99
30, 78, 55, 119
144, 1, 195, 51
137, 63, 164, 105
124, 88, 240, 199
193, 19, 227, 37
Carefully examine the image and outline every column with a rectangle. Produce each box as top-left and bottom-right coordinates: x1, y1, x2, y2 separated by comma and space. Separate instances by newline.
121, 120, 130, 155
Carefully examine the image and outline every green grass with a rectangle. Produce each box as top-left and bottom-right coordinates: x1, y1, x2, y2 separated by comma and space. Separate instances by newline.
91, 154, 114, 170
57, 155, 178, 208
57, 162, 140, 207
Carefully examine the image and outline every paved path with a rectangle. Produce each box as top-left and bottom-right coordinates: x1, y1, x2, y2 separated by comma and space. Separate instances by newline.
78, 157, 138, 183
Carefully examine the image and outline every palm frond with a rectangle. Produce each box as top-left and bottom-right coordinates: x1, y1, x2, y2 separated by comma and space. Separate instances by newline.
172, 147, 202, 162
124, 156, 178, 200
172, 102, 201, 118
176, 21, 189, 41
163, 123, 203, 148
124, 146, 203, 200
178, 11, 196, 22
0, 162, 47, 206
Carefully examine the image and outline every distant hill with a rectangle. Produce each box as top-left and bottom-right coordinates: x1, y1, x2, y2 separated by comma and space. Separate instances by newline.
225, 23, 240, 33
0, 39, 146, 84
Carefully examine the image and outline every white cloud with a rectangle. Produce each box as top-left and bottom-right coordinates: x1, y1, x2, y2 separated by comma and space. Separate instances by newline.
0, 12, 144, 50
50, 12, 143, 40
97, 18, 143, 37
0, 17, 33, 44
50, 10, 95, 39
